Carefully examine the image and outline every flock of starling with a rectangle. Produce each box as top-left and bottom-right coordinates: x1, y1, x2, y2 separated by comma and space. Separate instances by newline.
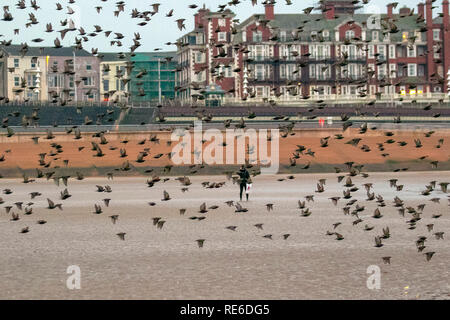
0, 0, 448, 276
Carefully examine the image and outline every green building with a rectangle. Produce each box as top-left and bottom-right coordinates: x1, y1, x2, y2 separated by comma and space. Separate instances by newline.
130, 52, 177, 104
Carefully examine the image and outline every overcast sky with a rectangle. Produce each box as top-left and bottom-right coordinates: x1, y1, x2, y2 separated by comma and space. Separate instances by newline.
0, 0, 443, 53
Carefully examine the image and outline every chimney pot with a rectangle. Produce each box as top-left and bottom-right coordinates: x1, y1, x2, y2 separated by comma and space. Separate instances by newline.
387, 4, 393, 18
418, 2, 425, 18
265, 3, 275, 21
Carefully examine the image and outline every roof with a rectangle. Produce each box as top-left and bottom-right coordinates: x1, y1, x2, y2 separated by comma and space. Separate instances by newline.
0, 45, 93, 57
131, 51, 177, 62
234, 12, 426, 43
99, 52, 132, 62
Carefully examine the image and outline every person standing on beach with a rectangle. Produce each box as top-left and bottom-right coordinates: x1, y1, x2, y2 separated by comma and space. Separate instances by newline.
238, 165, 250, 201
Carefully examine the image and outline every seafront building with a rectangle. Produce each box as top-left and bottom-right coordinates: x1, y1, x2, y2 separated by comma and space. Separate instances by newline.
129, 52, 177, 104
0, 46, 100, 103
176, 0, 450, 104
99, 52, 131, 103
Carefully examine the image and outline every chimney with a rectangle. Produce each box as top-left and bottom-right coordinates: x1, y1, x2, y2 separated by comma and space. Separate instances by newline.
324, 5, 335, 20
194, 7, 208, 29
387, 4, 393, 18
418, 2, 425, 19
426, 0, 433, 26
399, 7, 411, 16
443, 0, 449, 29
265, 2, 275, 20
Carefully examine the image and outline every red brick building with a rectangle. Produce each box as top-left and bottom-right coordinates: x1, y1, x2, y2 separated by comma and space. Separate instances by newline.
176, 0, 450, 104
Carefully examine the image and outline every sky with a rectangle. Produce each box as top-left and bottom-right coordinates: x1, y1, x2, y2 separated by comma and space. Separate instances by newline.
0, 0, 443, 53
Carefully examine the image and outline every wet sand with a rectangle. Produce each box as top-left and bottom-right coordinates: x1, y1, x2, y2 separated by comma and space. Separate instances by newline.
0, 172, 449, 299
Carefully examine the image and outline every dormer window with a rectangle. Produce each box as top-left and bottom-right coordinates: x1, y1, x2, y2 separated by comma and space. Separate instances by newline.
372, 31, 379, 41
345, 30, 355, 40
280, 31, 287, 42
323, 30, 330, 39
253, 31, 262, 42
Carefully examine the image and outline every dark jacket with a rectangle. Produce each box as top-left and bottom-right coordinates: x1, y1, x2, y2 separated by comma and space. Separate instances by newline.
238, 169, 250, 185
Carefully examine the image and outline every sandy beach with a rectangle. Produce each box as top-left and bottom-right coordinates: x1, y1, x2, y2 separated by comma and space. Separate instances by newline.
0, 172, 449, 300
0, 127, 449, 175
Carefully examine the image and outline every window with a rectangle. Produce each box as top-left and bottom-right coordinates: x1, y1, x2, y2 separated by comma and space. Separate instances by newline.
372, 31, 379, 42
368, 45, 374, 59
218, 32, 227, 42
83, 77, 93, 86
383, 32, 389, 42
196, 33, 204, 45
377, 45, 386, 60
14, 76, 20, 86
348, 45, 356, 59
433, 29, 440, 41
255, 45, 264, 61
195, 52, 203, 63
389, 64, 397, 78
116, 79, 125, 91
69, 76, 74, 88
389, 45, 396, 59
345, 30, 354, 40
318, 45, 330, 59
286, 64, 298, 80
31, 60, 36, 68
86, 64, 92, 70
219, 65, 232, 78
14, 58, 19, 68
218, 18, 226, 27
196, 71, 204, 82
253, 31, 262, 42
103, 80, 109, 92
242, 31, 247, 42
309, 64, 316, 78
280, 65, 286, 78
280, 31, 287, 42
418, 65, 425, 77
256, 87, 264, 97
407, 64, 417, 77
323, 30, 329, 39
27, 74, 37, 87
255, 65, 264, 80
377, 64, 386, 79
48, 75, 62, 88
316, 64, 330, 80
407, 45, 416, 57
433, 45, 440, 59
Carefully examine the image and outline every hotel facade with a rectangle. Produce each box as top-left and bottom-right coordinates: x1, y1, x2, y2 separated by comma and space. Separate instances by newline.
176, 0, 450, 104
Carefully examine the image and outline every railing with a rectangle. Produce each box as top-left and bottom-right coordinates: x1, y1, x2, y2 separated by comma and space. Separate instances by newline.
220, 93, 449, 106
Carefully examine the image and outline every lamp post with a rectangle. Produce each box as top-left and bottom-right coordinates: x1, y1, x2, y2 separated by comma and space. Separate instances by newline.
158, 58, 162, 104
